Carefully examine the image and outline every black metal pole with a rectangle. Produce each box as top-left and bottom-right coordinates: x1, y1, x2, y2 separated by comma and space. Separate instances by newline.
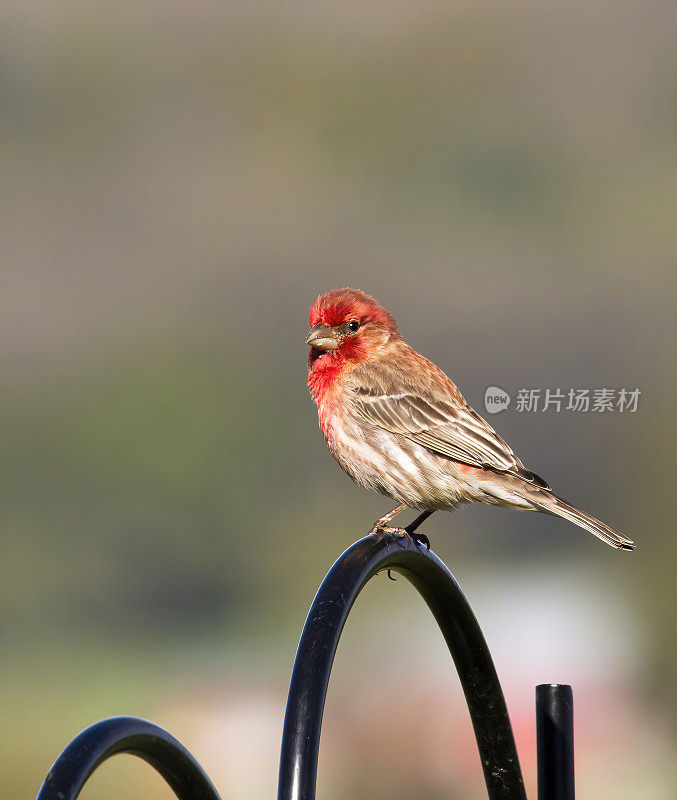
536, 684, 574, 800
278, 535, 527, 800
35, 716, 221, 800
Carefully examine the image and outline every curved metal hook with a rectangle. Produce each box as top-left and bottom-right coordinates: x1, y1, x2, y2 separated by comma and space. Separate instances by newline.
36, 716, 221, 800
278, 535, 527, 800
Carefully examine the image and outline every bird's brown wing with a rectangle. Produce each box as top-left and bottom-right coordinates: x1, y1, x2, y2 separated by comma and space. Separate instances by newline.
353, 387, 548, 486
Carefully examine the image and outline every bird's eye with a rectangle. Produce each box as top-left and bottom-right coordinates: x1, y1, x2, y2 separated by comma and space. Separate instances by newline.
348, 320, 360, 332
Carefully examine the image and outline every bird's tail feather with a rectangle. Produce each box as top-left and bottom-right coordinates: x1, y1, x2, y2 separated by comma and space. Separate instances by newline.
535, 494, 635, 551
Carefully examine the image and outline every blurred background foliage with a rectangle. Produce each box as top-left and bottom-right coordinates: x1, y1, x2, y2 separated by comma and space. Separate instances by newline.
1, 2, 675, 799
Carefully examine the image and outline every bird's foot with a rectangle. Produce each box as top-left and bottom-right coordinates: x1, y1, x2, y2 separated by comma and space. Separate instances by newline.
369, 524, 413, 548
369, 525, 430, 553
370, 524, 431, 552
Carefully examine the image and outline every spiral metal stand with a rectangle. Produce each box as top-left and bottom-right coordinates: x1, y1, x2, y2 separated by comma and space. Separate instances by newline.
35, 535, 574, 800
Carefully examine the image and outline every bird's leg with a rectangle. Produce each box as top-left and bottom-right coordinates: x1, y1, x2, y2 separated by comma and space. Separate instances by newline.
404, 510, 434, 552
369, 503, 408, 541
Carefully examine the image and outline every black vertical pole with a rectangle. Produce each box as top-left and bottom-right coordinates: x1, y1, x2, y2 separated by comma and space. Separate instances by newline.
536, 684, 575, 800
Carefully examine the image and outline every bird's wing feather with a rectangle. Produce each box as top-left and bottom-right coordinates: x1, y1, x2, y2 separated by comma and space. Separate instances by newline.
354, 388, 523, 473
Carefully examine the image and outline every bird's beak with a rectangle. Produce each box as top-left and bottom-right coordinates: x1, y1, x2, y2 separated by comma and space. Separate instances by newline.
306, 323, 340, 351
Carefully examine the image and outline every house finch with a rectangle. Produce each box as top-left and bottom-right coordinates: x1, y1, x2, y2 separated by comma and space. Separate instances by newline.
306, 288, 635, 551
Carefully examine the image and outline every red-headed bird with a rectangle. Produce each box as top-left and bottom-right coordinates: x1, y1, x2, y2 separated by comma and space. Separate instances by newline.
306, 288, 635, 551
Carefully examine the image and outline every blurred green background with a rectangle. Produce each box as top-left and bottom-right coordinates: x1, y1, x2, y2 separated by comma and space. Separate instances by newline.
1, 2, 675, 798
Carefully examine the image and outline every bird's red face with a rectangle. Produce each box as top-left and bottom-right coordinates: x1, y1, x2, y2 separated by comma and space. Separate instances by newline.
306, 288, 398, 367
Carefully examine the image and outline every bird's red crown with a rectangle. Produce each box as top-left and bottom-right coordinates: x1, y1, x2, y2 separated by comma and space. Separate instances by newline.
309, 288, 398, 333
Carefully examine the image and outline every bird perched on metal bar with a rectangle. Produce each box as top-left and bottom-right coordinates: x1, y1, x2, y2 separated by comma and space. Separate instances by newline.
306, 288, 635, 552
